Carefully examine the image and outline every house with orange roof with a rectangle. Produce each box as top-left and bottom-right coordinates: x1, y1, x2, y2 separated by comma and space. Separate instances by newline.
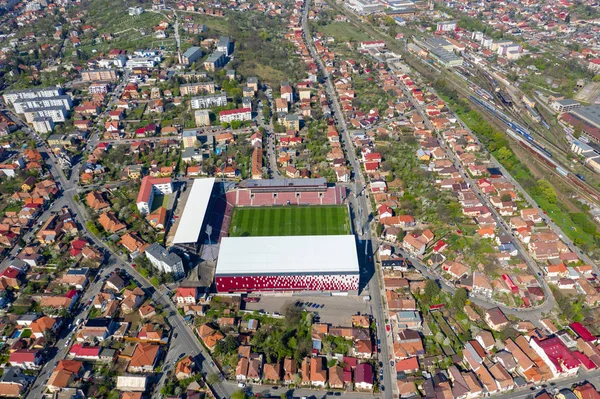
489, 363, 514, 392
119, 233, 147, 257
443, 261, 469, 281
199, 326, 224, 351
174, 287, 198, 305
47, 360, 83, 393
127, 343, 161, 373
574, 382, 600, 399
477, 228, 496, 239
175, 356, 195, 380
301, 357, 311, 385
30, 316, 58, 338
138, 323, 165, 343
310, 357, 326, 387
121, 287, 145, 314
39, 296, 74, 312
546, 263, 569, 279
263, 363, 281, 383
146, 207, 167, 230
86, 191, 109, 211
395, 357, 419, 374
98, 212, 126, 233
354, 340, 373, 359
283, 357, 296, 385
329, 365, 344, 388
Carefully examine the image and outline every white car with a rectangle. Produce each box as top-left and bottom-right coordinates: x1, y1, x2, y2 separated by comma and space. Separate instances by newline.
237, 382, 245, 388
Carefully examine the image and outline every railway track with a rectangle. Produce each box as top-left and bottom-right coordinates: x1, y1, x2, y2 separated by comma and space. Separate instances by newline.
441, 69, 600, 208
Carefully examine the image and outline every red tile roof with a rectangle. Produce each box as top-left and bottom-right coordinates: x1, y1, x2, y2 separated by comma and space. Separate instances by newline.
136, 176, 172, 204
9, 349, 39, 364
219, 108, 251, 116
1, 267, 19, 279
355, 363, 373, 384
532, 336, 580, 372
570, 322, 596, 342
573, 351, 597, 370
69, 344, 100, 357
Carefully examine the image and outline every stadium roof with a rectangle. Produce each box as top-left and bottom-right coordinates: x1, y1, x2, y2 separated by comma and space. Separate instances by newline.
216, 235, 359, 275
172, 178, 215, 245
245, 178, 326, 188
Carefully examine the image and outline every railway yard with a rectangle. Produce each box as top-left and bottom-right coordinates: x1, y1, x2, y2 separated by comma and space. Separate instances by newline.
415, 55, 600, 218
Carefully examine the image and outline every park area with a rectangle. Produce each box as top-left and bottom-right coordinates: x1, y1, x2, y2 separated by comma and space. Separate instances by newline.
229, 205, 350, 237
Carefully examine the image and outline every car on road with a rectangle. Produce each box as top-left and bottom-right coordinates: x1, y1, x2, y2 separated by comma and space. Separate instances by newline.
174, 333, 178, 338
238, 382, 246, 388
378, 361, 383, 367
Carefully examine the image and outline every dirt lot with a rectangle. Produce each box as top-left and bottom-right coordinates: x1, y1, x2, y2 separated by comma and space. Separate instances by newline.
244, 295, 372, 327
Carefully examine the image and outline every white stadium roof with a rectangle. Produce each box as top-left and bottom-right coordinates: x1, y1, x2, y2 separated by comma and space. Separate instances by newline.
172, 178, 215, 245
216, 235, 360, 275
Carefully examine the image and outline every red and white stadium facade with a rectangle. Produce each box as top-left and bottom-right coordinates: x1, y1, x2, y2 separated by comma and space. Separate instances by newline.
215, 272, 359, 293
215, 235, 360, 294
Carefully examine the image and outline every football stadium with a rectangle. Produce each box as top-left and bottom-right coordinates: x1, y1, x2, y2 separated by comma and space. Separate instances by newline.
170, 178, 360, 293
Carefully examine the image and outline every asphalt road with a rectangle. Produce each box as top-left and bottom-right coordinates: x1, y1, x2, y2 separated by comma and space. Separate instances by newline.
302, 4, 393, 397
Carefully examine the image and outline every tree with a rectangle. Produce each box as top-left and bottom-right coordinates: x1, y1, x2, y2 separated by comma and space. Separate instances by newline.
451, 288, 468, 311
423, 280, 441, 304
535, 179, 557, 204
500, 193, 512, 202
283, 302, 303, 325
231, 390, 249, 399
215, 335, 238, 356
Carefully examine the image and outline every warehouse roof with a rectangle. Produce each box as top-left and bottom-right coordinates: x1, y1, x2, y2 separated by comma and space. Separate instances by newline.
572, 105, 600, 128
172, 178, 215, 244
216, 235, 360, 275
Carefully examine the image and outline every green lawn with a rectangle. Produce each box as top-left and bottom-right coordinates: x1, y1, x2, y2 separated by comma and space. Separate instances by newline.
150, 194, 169, 213
319, 22, 372, 43
229, 206, 350, 237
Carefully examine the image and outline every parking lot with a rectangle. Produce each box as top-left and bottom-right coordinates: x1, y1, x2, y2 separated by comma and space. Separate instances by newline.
244, 295, 372, 326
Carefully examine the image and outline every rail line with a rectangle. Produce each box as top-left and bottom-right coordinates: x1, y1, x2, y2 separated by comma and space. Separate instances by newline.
443, 70, 600, 207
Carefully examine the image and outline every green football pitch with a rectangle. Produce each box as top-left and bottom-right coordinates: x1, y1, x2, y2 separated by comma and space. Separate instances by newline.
229, 206, 351, 237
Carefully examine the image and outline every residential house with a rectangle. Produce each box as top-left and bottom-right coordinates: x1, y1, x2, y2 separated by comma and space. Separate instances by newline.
174, 287, 197, 305
329, 365, 344, 388
355, 363, 374, 390
283, 357, 297, 385
485, 308, 509, 331
530, 336, 581, 378
9, 350, 42, 370
310, 357, 326, 387
127, 343, 161, 373
175, 356, 195, 380
98, 212, 126, 233
121, 287, 145, 313
263, 363, 281, 383
0, 367, 31, 397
